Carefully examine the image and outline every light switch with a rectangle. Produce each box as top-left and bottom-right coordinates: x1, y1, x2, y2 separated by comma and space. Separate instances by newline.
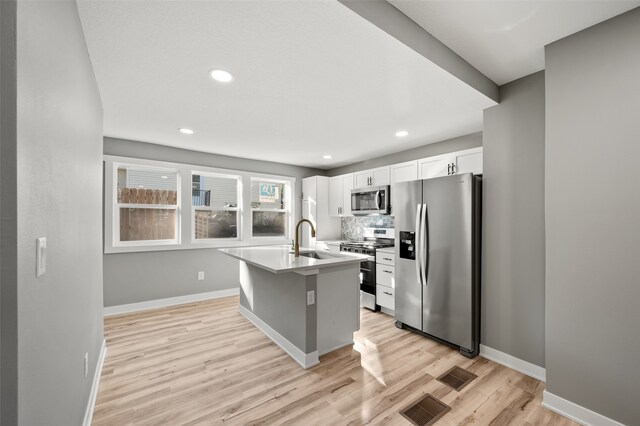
36, 237, 46, 277
307, 290, 315, 305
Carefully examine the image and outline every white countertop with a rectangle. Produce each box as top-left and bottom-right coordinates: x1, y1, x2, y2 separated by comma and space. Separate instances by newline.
219, 245, 368, 274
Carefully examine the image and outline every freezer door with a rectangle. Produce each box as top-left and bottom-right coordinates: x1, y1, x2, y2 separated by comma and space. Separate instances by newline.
422, 174, 474, 350
393, 180, 423, 330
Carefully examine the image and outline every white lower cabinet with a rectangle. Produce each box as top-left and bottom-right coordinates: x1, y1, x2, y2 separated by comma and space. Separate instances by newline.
376, 285, 394, 311
376, 264, 395, 288
376, 249, 395, 311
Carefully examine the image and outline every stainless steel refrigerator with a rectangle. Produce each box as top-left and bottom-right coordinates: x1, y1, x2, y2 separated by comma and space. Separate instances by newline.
394, 173, 481, 357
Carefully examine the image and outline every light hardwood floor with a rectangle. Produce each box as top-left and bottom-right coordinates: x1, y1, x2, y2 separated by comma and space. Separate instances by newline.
93, 296, 575, 425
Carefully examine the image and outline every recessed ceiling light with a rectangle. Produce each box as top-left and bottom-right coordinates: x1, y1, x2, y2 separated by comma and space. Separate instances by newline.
323, 155, 332, 160
395, 130, 409, 138
178, 128, 194, 135
209, 69, 234, 83
161, 176, 168, 179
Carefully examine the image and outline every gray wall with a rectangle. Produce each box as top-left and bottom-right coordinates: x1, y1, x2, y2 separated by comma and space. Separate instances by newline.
104, 138, 323, 307
545, 8, 640, 425
1, 0, 18, 422
6, 1, 104, 424
482, 71, 546, 368
326, 132, 482, 176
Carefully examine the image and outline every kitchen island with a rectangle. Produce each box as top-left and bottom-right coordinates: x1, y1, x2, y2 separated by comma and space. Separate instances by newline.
219, 245, 366, 368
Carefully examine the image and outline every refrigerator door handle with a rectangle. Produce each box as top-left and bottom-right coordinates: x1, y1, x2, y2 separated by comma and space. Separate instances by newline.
420, 203, 428, 286
415, 204, 422, 285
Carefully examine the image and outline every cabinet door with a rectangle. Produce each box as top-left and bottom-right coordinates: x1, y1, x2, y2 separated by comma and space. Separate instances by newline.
302, 176, 316, 202
418, 154, 453, 179
342, 174, 354, 216
371, 166, 390, 186
329, 176, 343, 217
354, 171, 371, 188
390, 161, 418, 184
376, 285, 394, 310
454, 147, 483, 175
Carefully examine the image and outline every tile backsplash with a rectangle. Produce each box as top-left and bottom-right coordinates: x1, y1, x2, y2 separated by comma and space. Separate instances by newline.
341, 215, 395, 241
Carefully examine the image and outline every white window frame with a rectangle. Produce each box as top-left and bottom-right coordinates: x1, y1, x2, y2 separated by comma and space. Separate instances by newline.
191, 171, 242, 244
250, 177, 293, 241
109, 161, 182, 250
104, 155, 296, 253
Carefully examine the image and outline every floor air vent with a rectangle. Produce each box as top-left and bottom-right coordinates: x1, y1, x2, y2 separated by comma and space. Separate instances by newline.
437, 365, 477, 391
400, 393, 451, 426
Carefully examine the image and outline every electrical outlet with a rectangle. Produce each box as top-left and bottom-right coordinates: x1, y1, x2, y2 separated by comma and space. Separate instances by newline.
307, 290, 315, 305
197, 271, 205, 281
84, 352, 89, 378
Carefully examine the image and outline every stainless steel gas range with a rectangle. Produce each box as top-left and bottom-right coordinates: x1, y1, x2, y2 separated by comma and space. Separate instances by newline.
340, 227, 395, 311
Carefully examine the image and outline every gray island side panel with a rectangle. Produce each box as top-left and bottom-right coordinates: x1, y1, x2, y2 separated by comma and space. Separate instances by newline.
238, 260, 361, 359
239, 261, 317, 353
316, 266, 360, 355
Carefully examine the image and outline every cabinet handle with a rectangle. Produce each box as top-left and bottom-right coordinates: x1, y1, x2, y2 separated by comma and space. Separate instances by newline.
383, 257, 392, 261
383, 270, 393, 274
451, 163, 456, 174
447, 164, 451, 175
383, 291, 393, 296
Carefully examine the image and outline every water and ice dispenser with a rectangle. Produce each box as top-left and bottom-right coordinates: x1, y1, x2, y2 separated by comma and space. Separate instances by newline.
399, 231, 416, 261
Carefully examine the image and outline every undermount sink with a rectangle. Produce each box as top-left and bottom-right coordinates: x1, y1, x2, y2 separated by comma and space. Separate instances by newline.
298, 251, 323, 259
291, 250, 343, 260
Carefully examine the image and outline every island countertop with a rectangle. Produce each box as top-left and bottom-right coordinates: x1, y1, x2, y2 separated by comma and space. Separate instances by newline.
219, 245, 368, 274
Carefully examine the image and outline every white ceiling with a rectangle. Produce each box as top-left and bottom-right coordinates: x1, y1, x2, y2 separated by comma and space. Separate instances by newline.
77, 0, 496, 169
389, 0, 640, 85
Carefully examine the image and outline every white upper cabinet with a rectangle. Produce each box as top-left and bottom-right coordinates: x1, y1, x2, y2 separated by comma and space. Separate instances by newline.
327, 148, 482, 219
354, 171, 369, 189
390, 160, 418, 184
328, 173, 355, 217
302, 176, 316, 202
453, 147, 483, 175
417, 147, 483, 179
418, 153, 454, 179
329, 176, 343, 217
341, 173, 354, 216
354, 166, 390, 188
372, 167, 390, 186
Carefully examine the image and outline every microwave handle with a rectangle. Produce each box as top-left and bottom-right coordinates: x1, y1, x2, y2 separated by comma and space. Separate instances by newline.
376, 190, 381, 209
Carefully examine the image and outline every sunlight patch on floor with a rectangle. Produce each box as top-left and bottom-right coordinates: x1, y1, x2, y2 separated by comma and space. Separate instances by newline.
354, 338, 386, 387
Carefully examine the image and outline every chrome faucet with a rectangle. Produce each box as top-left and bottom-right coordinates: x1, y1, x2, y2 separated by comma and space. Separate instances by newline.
294, 219, 316, 257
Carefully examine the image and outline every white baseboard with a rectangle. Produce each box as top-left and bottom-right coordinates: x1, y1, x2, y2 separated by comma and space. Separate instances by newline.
479, 344, 546, 382
238, 304, 319, 369
83, 339, 107, 426
543, 391, 625, 426
104, 288, 239, 316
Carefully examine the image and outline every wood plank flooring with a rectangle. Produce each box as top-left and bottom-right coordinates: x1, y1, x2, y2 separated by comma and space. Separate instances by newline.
93, 296, 575, 425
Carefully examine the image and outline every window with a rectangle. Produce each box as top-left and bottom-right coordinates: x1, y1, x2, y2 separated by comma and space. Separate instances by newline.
192, 172, 240, 240
104, 155, 296, 253
115, 165, 180, 245
251, 179, 290, 238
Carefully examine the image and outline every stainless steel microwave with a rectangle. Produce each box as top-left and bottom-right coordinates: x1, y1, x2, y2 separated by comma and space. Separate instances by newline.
351, 185, 390, 215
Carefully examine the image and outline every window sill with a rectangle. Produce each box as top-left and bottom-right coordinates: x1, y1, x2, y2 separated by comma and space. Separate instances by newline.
104, 239, 292, 254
